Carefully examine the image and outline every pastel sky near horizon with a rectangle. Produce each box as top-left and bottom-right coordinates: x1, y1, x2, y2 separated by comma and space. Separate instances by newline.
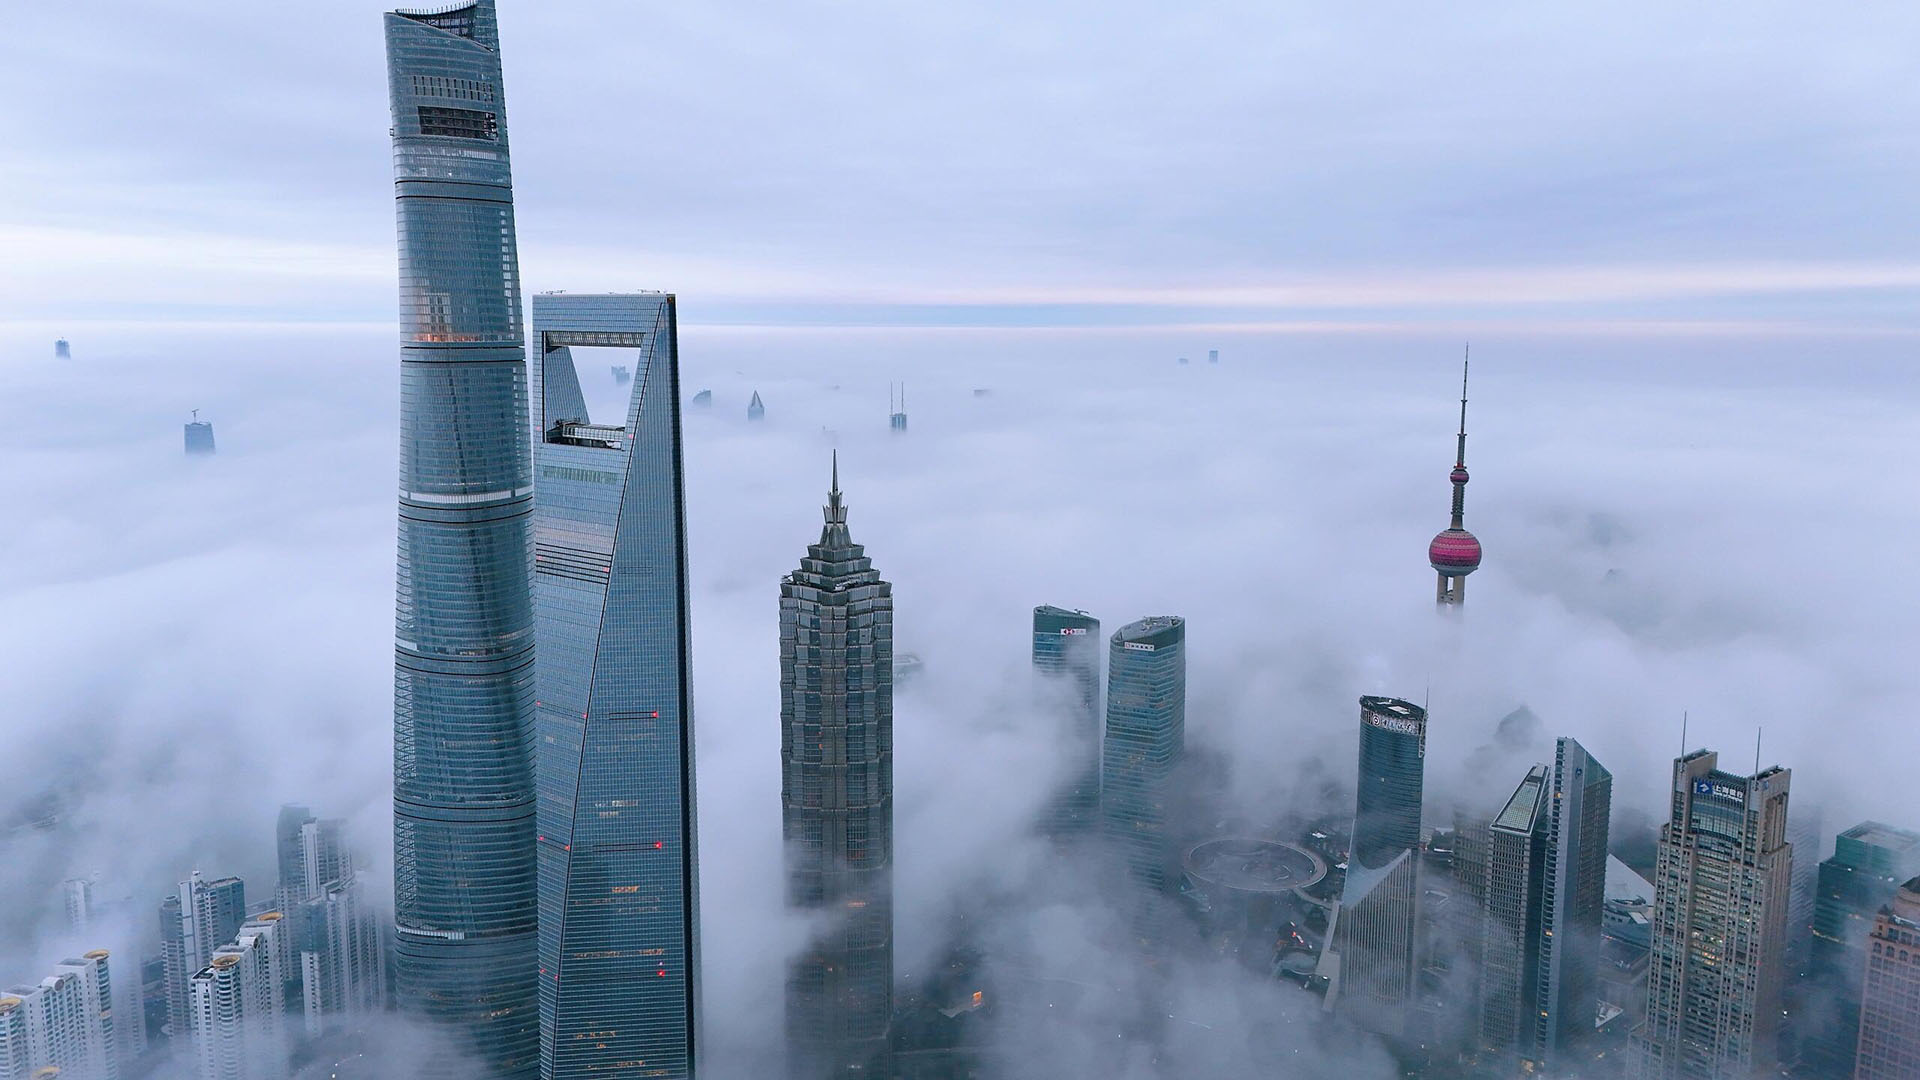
5, 1, 1920, 332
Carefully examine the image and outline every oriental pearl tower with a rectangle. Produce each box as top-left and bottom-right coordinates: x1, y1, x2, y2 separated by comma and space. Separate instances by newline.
1431, 353, 1481, 605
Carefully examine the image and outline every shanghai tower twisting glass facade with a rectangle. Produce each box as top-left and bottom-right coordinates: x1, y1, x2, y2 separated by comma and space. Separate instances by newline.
781, 460, 894, 1079
384, 4, 538, 1075
530, 293, 700, 1080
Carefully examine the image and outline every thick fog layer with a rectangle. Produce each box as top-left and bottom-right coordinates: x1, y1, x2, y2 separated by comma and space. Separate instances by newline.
2, 323, 1915, 1076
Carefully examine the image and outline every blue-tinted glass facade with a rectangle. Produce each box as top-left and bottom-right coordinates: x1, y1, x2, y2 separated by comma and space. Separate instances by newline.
1032, 606, 1101, 839
1476, 739, 1612, 1067
1802, 822, 1920, 1077
780, 467, 893, 1079
1534, 737, 1610, 1063
385, 5, 538, 1076
1101, 617, 1185, 891
1352, 696, 1426, 871
530, 293, 699, 1080
1335, 696, 1426, 1013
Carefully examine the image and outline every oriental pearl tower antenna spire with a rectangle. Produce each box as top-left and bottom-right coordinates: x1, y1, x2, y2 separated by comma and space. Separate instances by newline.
1430, 348, 1483, 606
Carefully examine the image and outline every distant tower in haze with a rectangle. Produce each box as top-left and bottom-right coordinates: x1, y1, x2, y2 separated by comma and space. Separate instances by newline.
275, 804, 314, 912
54, 338, 70, 359
692, 389, 712, 408
1630, 750, 1793, 1079
1033, 605, 1101, 838
611, 363, 631, 385
748, 391, 765, 421
1207, 349, 1218, 364
781, 455, 894, 1078
184, 410, 216, 456
1856, 876, 1920, 1080
1101, 616, 1186, 893
62, 878, 97, 934
889, 383, 907, 432
1430, 354, 1481, 605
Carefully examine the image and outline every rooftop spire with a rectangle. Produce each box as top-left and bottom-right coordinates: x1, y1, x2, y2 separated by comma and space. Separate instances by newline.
1456, 345, 1470, 470
823, 451, 847, 529
1450, 347, 1470, 529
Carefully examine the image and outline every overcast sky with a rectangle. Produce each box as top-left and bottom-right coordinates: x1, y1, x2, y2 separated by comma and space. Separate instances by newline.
6, 1, 1920, 331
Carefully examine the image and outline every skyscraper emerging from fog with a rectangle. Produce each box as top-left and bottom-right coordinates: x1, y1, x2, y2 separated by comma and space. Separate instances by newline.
1480, 765, 1549, 1055
162, 872, 245, 1041
780, 456, 894, 1078
1101, 616, 1186, 893
1478, 738, 1611, 1068
1429, 357, 1481, 605
184, 411, 216, 456
1032, 605, 1101, 838
1801, 822, 1920, 1078
270, 814, 386, 1039
1630, 750, 1793, 1080
191, 918, 289, 1080
63, 877, 97, 934
1334, 696, 1426, 1014
274, 805, 309, 909
530, 293, 699, 1080
384, 3, 539, 1074
1856, 876, 1920, 1080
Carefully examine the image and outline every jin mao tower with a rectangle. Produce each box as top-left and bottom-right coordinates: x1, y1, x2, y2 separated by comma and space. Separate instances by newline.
780, 457, 894, 1078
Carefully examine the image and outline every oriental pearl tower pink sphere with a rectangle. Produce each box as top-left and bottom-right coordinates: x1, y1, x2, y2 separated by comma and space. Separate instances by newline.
1433, 354, 1479, 605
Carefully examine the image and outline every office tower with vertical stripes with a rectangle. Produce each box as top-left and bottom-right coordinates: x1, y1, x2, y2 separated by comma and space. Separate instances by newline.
530, 292, 700, 1080
384, 3, 539, 1074
1630, 750, 1793, 1080
1032, 605, 1101, 838
781, 458, 894, 1078
1101, 616, 1186, 895
1478, 739, 1611, 1069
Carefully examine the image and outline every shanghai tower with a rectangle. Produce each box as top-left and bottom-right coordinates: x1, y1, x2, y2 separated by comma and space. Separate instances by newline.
384, 3, 539, 1075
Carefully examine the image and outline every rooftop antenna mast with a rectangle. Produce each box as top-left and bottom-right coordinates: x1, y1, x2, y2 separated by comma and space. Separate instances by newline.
1754, 726, 1763, 775
1680, 709, 1688, 759
1457, 345, 1470, 467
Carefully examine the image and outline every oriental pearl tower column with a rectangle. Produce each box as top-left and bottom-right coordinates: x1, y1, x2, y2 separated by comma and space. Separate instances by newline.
1431, 355, 1482, 605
